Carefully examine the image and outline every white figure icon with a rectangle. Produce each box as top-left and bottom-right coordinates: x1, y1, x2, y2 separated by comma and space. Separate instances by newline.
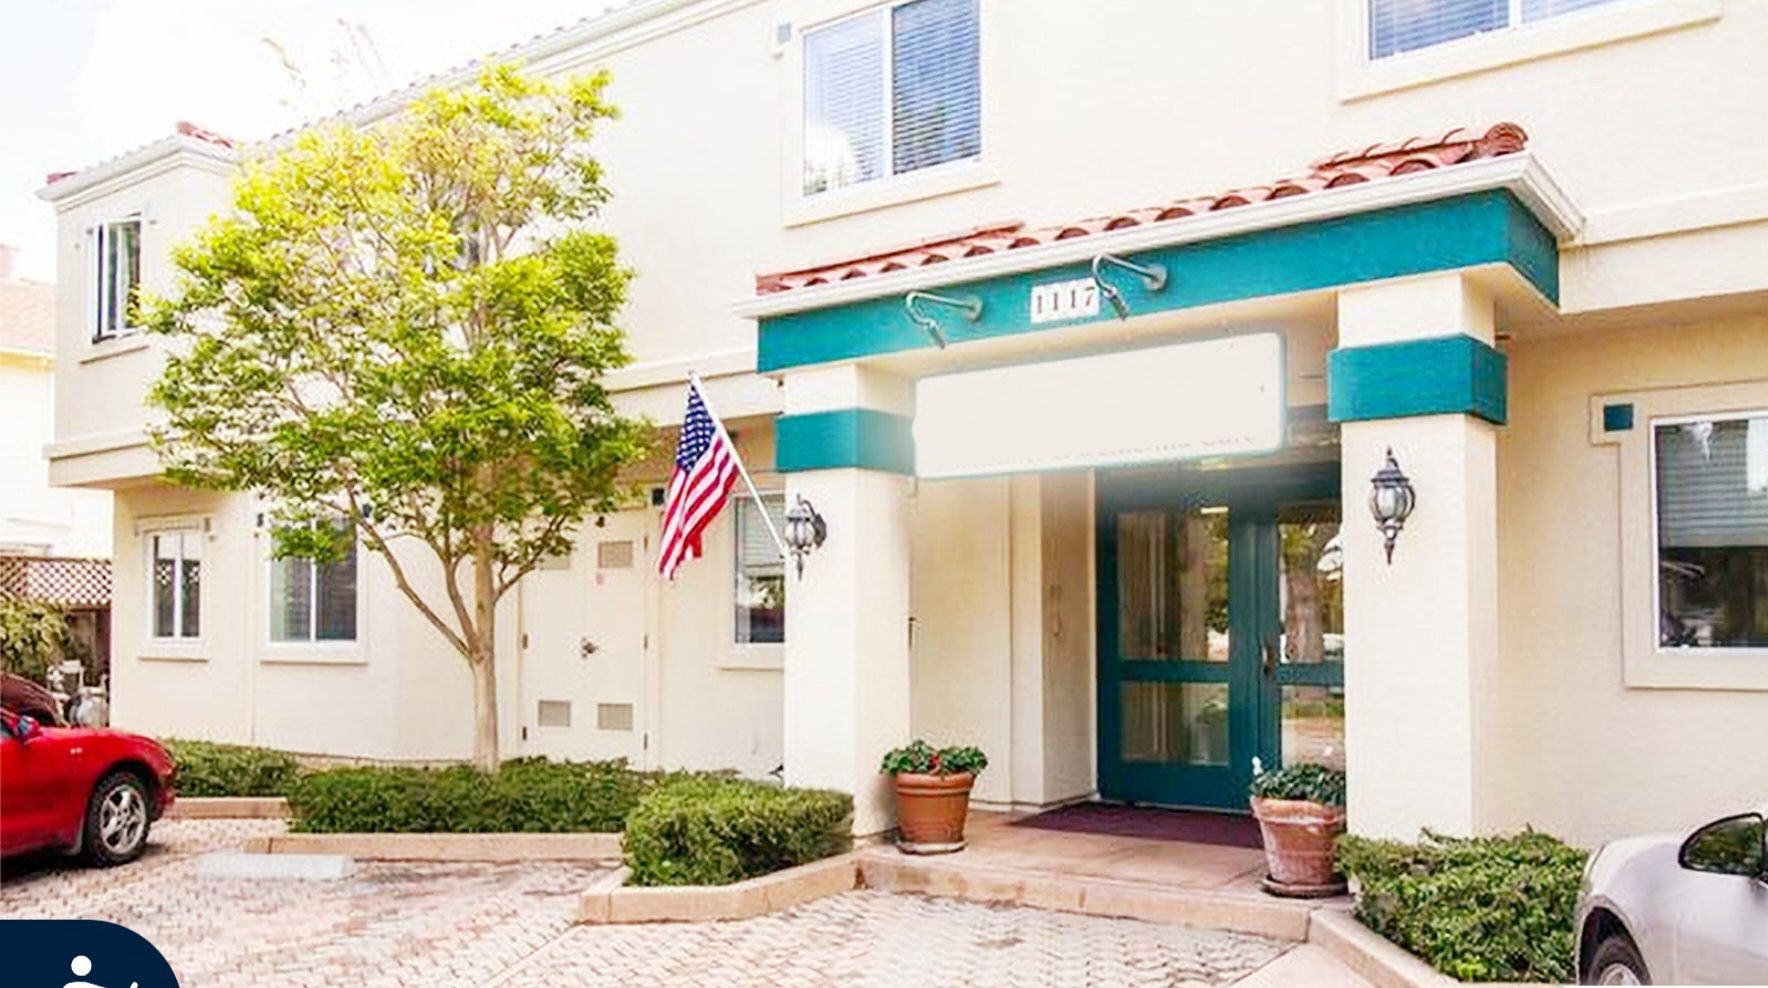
64, 954, 138, 988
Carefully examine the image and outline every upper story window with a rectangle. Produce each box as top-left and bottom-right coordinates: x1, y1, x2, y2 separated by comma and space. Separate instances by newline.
269, 522, 359, 643
91, 218, 141, 342
734, 494, 785, 645
1654, 411, 1768, 650
1369, 0, 1623, 58
802, 0, 980, 197
148, 529, 201, 641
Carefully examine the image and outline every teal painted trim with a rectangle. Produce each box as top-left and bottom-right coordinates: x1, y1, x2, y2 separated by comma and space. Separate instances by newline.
1327, 335, 1508, 425
758, 190, 1558, 372
774, 409, 914, 474
1603, 402, 1635, 432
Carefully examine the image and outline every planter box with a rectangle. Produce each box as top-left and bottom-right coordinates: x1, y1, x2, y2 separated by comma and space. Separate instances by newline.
168, 796, 290, 819
580, 854, 860, 924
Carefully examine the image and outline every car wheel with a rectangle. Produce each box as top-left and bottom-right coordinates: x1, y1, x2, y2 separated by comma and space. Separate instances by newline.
1586, 932, 1651, 985
82, 771, 152, 866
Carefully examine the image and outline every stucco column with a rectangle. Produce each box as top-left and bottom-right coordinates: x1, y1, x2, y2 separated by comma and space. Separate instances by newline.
1332, 273, 1502, 840
778, 365, 915, 836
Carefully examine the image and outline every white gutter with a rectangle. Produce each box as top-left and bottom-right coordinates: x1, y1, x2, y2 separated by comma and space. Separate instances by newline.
732, 151, 1583, 320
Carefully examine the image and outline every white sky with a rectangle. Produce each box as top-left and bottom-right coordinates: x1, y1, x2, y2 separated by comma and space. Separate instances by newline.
0, 0, 613, 282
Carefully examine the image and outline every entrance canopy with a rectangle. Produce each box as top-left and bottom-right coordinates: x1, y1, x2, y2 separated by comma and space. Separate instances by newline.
738, 122, 1581, 481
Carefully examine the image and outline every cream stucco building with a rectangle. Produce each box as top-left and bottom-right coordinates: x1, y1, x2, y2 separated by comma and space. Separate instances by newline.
37, 0, 1768, 846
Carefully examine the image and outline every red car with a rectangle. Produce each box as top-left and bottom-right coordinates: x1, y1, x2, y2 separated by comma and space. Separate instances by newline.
1, 707, 176, 865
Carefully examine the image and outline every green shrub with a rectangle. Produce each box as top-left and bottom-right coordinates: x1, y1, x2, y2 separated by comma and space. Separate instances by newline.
623, 776, 852, 886
879, 739, 988, 776
1249, 762, 1345, 806
1336, 830, 1588, 983
164, 739, 304, 797
0, 598, 71, 684
286, 758, 655, 833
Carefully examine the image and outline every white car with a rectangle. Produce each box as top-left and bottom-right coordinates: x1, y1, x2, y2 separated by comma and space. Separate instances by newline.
1576, 805, 1768, 984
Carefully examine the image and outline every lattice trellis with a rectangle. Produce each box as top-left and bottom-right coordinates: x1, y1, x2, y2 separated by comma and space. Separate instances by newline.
0, 555, 113, 609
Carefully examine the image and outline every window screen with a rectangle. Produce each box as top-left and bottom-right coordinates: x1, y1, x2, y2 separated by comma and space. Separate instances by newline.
735, 495, 786, 644
891, 0, 981, 176
802, 0, 980, 195
1368, 0, 1624, 59
270, 523, 358, 643
1369, 0, 1507, 58
1654, 414, 1768, 648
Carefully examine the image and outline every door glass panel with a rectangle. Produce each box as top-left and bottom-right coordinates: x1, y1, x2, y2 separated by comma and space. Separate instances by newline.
1279, 502, 1345, 770
1119, 681, 1230, 766
1117, 507, 1229, 661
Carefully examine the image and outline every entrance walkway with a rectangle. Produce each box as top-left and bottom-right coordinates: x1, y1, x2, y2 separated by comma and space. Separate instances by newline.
857, 812, 1351, 943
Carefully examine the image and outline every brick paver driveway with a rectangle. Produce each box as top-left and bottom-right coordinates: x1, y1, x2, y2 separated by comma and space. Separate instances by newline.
3, 820, 1304, 988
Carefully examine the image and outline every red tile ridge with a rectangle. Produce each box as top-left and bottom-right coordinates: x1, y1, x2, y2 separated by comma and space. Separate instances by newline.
755, 122, 1530, 297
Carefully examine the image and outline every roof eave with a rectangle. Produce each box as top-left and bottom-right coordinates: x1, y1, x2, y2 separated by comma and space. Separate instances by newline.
36, 135, 239, 205
733, 151, 1583, 321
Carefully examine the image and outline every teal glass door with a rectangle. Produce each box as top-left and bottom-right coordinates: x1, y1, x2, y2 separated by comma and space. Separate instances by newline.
1097, 464, 1343, 811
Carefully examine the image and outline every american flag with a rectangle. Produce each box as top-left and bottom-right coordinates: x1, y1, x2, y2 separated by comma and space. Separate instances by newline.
657, 382, 741, 579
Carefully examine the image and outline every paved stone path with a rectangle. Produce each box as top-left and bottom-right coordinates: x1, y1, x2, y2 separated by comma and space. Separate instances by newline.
2, 819, 1301, 988
511, 891, 1288, 988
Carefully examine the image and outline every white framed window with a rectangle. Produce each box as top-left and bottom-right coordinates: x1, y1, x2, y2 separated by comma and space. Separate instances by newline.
269, 523, 359, 643
734, 494, 786, 645
1651, 410, 1768, 651
90, 218, 141, 342
1368, 0, 1626, 58
147, 530, 201, 641
801, 0, 980, 197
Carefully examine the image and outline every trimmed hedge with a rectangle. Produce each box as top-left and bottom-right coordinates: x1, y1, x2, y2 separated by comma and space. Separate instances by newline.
1336, 830, 1589, 984
286, 758, 655, 833
165, 739, 304, 797
623, 776, 852, 886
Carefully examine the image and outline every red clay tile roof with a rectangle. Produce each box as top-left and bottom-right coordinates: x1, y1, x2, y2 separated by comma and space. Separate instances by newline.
0, 276, 55, 355
755, 122, 1529, 295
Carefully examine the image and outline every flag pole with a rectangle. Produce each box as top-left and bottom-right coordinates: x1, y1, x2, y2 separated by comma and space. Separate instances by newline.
689, 372, 789, 560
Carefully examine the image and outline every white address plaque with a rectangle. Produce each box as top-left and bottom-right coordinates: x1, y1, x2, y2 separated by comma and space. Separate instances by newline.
1028, 277, 1100, 323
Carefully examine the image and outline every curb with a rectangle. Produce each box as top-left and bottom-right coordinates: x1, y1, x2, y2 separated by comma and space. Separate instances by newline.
243, 831, 623, 863
168, 797, 291, 819
580, 854, 860, 924
1308, 910, 1455, 988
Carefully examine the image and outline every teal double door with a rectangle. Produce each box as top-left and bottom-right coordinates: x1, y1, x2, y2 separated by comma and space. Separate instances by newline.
1096, 462, 1346, 812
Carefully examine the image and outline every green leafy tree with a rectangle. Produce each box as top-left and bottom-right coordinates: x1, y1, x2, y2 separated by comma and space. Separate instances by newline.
0, 598, 71, 684
145, 67, 649, 769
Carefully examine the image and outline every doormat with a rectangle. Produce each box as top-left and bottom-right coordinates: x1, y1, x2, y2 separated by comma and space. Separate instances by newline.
1011, 803, 1263, 849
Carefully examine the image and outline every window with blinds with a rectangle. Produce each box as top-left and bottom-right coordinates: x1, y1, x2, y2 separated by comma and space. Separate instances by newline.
1654, 413, 1768, 649
1368, 0, 1624, 59
802, 0, 980, 196
735, 494, 786, 644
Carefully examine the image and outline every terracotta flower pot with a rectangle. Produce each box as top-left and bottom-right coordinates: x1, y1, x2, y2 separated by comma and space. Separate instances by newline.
1250, 796, 1347, 897
891, 771, 975, 854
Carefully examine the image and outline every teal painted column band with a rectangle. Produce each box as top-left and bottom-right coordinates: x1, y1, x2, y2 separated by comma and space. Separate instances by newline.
758, 189, 1558, 373
775, 409, 915, 474
1327, 335, 1507, 425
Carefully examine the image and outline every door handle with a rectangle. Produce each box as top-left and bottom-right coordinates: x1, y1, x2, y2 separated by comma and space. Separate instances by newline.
1262, 636, 1277, 679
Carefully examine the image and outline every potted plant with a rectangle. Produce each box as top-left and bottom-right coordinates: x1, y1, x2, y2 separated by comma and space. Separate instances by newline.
1248, 761, 1347, 897
880, 740, 988, 854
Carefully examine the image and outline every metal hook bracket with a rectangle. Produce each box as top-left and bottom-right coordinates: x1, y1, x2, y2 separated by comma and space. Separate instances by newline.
1091, 254, 1169, 321
904, 290, 983, 349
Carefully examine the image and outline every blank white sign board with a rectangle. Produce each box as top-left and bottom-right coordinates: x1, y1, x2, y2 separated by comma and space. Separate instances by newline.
913, 333, 1285, 479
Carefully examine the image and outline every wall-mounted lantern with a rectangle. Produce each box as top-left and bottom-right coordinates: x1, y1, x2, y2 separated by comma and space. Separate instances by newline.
1368, 448, 1415, 564
784, 495, 827, 579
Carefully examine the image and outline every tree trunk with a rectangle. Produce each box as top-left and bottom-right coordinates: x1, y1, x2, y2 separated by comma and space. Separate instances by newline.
470, 525, 499, 770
